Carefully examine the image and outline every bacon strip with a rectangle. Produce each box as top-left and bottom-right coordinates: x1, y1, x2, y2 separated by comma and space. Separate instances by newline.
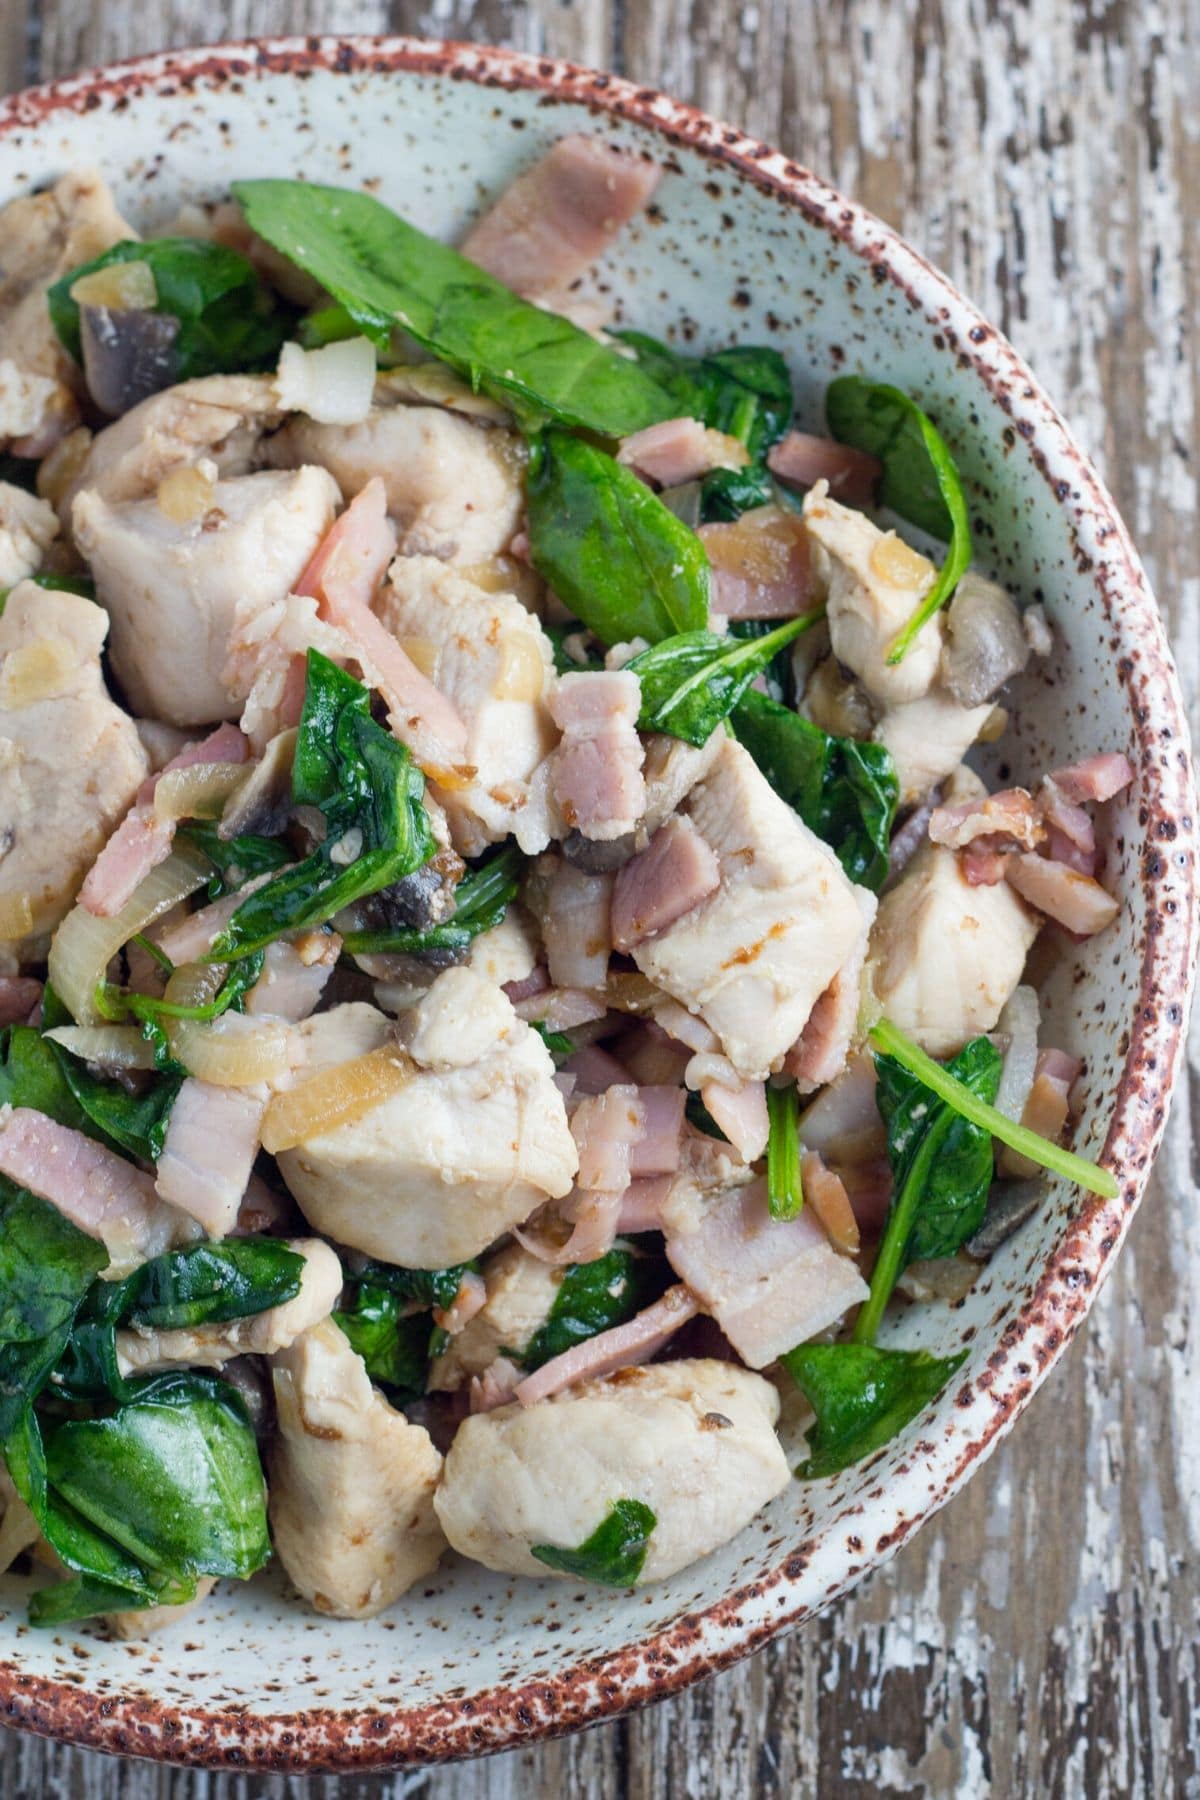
1048, 752, 1135, 805
1005, 852, 1120, 936
514, 1284, 699, 1406
155, 1078, 266, 1237
0, 976, 41, 1026
549, 671, 645, 843
611, 815, 720, 951
618, 418, 745, 488
767, 431, 882, 507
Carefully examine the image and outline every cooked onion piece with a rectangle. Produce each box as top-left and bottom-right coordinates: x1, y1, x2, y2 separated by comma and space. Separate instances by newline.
44, 1024, 160, 1072
261, 1044, 416, 1155
153, 761, 248, 823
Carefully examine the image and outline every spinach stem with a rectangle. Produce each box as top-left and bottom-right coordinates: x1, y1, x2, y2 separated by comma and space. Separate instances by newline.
766, 1082, 804, 1220
852, 1106, 955, 1344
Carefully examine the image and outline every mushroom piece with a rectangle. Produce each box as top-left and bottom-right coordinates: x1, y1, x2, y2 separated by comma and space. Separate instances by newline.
939, 571, 1030, 707
268, 1319, 445, 1618
78, 303, 181, 418
433, 1358, 789, 1584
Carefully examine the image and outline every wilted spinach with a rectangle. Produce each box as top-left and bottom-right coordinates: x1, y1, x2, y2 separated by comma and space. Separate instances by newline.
352, 1260, 477, 1314
782, 1342, 968, 1479
519, 1244, 668, 1372
333, 1282, 431, 1395
180, 822, 291, 900
3, 1004, 180, 1166
698, 463, 775, 521
532, 1498, 657, 1586
340, 844, 521, 958
617, 332, 793, 459
628, 611, 821, 748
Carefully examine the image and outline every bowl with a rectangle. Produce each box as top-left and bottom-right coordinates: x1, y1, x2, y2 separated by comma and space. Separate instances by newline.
0, 34, 1193, 1773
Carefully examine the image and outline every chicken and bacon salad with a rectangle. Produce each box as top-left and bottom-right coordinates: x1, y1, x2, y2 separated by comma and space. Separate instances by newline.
0, 141, 1129, 1627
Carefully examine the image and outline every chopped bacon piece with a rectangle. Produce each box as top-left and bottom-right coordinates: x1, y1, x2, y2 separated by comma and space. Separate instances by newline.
929, 787, 1044, 852
699, 504, 814, 620
1043, 827, 1096, 878
1048, 752, 1135, 805
513, 1284, 698, 1406
999, 1047, 1084, 1178
562, 1044, 630, 1096
786, 890, 875, 1091
502, 965, 550, 1006
0, 976, 42, 1026
571, 1085, 644, 1193
767, 431, 882, 507
461, 134, 661, 299
697, 1073, 769, 1162
1005, 852, 1120, 935
155, 1078, 266, 1238
549, 671, 645, 842
800, 1150, 860, 1255
468, 1356, 523, 1413
629, 1084, 686, 1176
294, 472, 396, 612
961, 843, 1009, 886
1038, 776, 1095, 853
611, 815, 720, 950
617, 1174, 673, 1233
434, 1270, 488, 1335
618, 418, 746, 488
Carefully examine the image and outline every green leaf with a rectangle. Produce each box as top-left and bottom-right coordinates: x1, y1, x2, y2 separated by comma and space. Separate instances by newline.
0, 570, 95, 616
520, 1245, 669, 1372
868, 1017, 1118, 1199
333, 1282, 431, 1394
353, 1260, 477, 1314
543, 620, 603, 677
296, 301, 361, 348
628, 610, 822, 748
47, 238, 289, 382
731, 688, 899, 891
618, 333, 793, 458
0, 1178, 106, 1352
852, 1035, 1002, 1346
180, 822, 291, 900
0, 1023, 86, 1129
532, 1497, 656, 1586
533, 1023, 576, 1060
766, 1083, 803, 1220
823, 377, 971, 663
212, 650, 436, 959
782, 1342, 967, 1478
340, 844, 521, 958
526, 430, 710, 647
232, 180, 675, 436
698, 464, 775, 522
40, 988, 183, 1162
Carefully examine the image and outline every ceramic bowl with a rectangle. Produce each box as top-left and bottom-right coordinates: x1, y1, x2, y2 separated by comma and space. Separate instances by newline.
0, 35, 1193, 1773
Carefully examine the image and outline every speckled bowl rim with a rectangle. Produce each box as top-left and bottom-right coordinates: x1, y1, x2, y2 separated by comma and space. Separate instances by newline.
0, 32, 1194, 1773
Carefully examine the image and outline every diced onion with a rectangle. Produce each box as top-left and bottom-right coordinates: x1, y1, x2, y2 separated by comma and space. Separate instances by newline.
69, 260, 157, 310
0, 638, 80, 707
0, 893, 34, 943
993, 984, 1040, 1124
168, 1012, 292, 1088
492, 633, 546, 703
604, 972, 662, 1016
262, 1044, 415, 1154
45, 1025, 160, 1072
156, 462, 216, 524
276, 336, 376, 426
48, 841, 212, 1026
153, 761, 248, 823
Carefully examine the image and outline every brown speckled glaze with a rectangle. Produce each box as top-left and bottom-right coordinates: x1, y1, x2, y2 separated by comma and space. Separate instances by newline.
0, 35, 1193, 1773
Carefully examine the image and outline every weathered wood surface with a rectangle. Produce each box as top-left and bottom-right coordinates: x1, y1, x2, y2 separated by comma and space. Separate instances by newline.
0, 0, 1195, 1794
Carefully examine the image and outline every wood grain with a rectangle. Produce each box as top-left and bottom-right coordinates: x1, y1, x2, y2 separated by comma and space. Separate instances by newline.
1, 0, 1196, 1794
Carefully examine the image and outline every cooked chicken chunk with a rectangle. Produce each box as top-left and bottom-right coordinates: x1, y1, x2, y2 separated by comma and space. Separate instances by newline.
376, 556, 557, 854
804, 483, 943, 705
632, 738, 871, 1079
269, 1319, 445, 1618
0, 583, 147, 962
0, 169, 136, 452
429, 1243, 563, 1392
74, 465, 340, 726
277, 972, 577, 1268
68, 372, 281, 513
105, 1579, 216, 1640
115, 1239, 342, 1376
873, 686, 994, 806
867, 768, 1039, 1054
434, 1359, 789, 1584
265, 385, 524, 565
0, 482, 58, 586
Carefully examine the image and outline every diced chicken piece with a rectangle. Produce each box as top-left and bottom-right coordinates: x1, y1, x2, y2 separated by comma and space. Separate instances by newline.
867, 770, 1040, 1055
873, 688, 995, 806
269, 1319, 445, 1617
699, 504, 814, 620
116, 1239, 342, 1374
0, 169, 136, 451
434, 1358, 788, 1584
277, 974, 577, 1268
68, 373, 281, 513
0, 1106, 197, 1275
376, 555, 556, 852
105, 1579, 216, 1640
467, 904, 539, 990
154, 1078, 267, 1238
549, 671, 645, 843
1004, 852, 1120, 936
640, 727, 724, 835
795, 1050, 885, 1166
429, 1242, 563, 1392
74, 465, 339, 727
0, 974, 40, 1024
631, 738, 868, 1078
0, 583, 147, 957
460, 134, 660, 299
265, 389, 524, 566
618, 418, 748, 487
0, 482, 58, 586
611, 814, 721, 950
514, 1285, 699, 1403
535, 855, 613, 989
804, 483, 942, 705
767, 431, 881, 507
667, 1177, 868, 1365
786, 887, 876, 1091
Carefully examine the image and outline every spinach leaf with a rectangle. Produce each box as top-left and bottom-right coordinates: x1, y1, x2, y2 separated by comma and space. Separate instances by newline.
212, 650, 436, 959
766, 1083, 803, 1220
868, 1017, 1118, 1200
526, 430, 710, 647
698, 464, 774, 522
0, 1023, 85, 1129
0, 1178, 106, 1355
520, 1245, 668, 1372
334, 1282, 431, 1394
532, 1498, 656, 1586
120, 951, 264, 1025
782, 1342, 967, 1479
628, 610, 821, 748
726, 618, 797, 705
533, 1023, 576, 1060
296, 301, 360, 348
731, 688, 899, 891
618, 332, 793, 458
851, 1036, 1002, 1346
823, 377, 972, 664
0, 1009, 180, 1166
180, 822, 291, 900
544, 621, 603, 677
353, 1260, 477, 1314
0, 571, 95, 616
233, 180, 675, 436
56, 1240, 307, 1403
340, 844, 521, 958
48, 238, 289, 382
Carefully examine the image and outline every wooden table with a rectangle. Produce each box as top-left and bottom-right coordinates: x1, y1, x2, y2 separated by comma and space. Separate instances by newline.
0, 1, 1194, 1793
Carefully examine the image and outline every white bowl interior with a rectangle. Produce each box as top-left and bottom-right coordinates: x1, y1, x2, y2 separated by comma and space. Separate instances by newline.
0, 47, 1177, 1755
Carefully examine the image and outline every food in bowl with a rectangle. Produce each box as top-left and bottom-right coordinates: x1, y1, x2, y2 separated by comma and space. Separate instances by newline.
0, 135, 1129, 1631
